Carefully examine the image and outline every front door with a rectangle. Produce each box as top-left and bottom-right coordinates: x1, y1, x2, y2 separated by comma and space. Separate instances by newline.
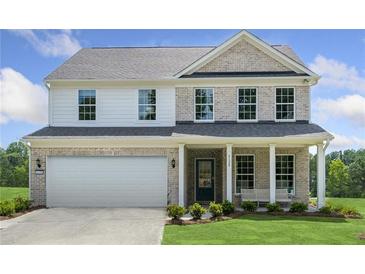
196, 159, 215, 202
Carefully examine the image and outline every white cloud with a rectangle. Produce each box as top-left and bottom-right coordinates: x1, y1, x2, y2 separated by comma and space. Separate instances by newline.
329, 133, 365, 151
313, 94, 365, 128
309, 55, 365, 93
10, 30, 81, 58
0, 68, 48, 125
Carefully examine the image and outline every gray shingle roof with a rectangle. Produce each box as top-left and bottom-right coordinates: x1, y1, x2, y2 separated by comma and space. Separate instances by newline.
25, 122, 329, 138
45, 47, 214, 80
45, 45, 306, 81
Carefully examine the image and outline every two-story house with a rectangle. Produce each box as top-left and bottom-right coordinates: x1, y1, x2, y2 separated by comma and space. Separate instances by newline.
24, 30, 333, 209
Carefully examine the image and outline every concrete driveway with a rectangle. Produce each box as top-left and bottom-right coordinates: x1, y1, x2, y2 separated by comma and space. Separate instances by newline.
0, 208, 166, 245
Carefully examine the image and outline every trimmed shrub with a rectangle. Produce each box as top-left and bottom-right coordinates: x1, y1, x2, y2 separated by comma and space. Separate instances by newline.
240, 201, 257, 212
289, 202, 308, 213
0, 201, 15, 216
266, 202, 283, 212
13, 196, 31, 212
189, 203, 206, 220
319, 206, 332, 214
209, 202, 223, 218
222, 200, 235, 215
167, 204, 185, 220
340, 206, 360, 216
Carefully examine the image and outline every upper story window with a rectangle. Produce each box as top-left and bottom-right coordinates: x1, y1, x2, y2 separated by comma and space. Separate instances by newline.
276, 87, 295, 121
237, 88, 257, 121
138, 89, 156, 120
78, 90, 96, 120
195, 88, 214, 121
276, 155, 295, 194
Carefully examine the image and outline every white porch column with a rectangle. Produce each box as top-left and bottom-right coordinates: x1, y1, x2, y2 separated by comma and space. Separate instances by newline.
178, 144, 185, 207
269, 144, 276, 203
226, 144, 233, 202
317, 144, 326, 209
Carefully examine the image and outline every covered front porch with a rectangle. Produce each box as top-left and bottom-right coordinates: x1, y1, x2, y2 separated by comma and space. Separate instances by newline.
178, 142, 329, 209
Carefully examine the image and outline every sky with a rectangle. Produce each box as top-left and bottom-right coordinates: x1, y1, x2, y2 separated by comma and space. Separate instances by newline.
1, 29, 364, 153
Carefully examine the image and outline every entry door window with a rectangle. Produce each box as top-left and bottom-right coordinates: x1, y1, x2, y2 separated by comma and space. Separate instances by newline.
198, 161, 213, 188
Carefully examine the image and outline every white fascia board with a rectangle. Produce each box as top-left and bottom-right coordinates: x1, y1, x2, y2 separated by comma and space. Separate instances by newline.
47, 76, 314, 89
24, 132, 333, 148
174, 30, 319, 79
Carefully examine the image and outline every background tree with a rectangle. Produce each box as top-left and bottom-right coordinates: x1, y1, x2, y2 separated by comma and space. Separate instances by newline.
0, 141, 29, 187
327, 159, 350, 197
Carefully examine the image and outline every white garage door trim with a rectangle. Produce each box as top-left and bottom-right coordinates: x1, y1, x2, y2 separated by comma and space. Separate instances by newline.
46, 156, 168, 208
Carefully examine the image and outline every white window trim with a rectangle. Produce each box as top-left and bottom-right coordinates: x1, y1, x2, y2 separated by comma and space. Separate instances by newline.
194, 87, 215, 123
275, 154, 296, 195
137, 89, 157, 121
236, 87, 258, 122
274, 87, 296, 122
78, 89, 97, 122
234, 154, 256, 194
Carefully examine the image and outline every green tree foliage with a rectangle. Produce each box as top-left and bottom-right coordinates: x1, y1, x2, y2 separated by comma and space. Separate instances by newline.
327, 159, 350, 197
310, 148, 365, 198
0, 142, 29, 187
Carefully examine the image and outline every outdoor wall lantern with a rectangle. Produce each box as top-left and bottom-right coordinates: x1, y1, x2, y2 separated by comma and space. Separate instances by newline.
36, 158, 41, 168
171, 159, 176, 168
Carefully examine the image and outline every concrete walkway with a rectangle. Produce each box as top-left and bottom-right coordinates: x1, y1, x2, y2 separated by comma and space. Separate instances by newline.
0, 208, 166, 245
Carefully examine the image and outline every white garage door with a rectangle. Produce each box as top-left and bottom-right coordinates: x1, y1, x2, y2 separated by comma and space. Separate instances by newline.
46, 156, 167, 207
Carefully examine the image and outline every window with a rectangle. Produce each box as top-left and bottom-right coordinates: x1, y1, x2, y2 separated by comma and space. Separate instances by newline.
78, 90, 96, 120
138, 89, 156, 120
195, 88, 214, 121
235, 155, 255, 193
276, 87, 295, 120
276, 155, 295, 193
238, 88, 257, 121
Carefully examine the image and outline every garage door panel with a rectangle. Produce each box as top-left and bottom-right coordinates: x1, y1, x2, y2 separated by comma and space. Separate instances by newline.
47, 156, 167, 207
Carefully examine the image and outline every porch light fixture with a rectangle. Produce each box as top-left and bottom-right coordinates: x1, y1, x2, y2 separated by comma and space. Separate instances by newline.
36, 158, 41, 168
171, 159, 176, 168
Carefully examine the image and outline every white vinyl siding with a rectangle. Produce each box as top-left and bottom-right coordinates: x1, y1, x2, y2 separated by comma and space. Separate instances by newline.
46, 156, 168, 207
50, 87, 175, 127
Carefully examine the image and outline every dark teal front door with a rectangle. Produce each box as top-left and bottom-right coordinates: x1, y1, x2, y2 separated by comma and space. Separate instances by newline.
196, 159, 215, 202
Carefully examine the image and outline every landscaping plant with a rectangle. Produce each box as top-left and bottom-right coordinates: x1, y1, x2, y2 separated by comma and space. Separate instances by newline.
222, 200, 235, 215
0, 200, 15, 216
266, 202, 283, 212
189, 203, 206, 219
13, 196, 31, 212
208, 202, 223, 218
289, 202, 308, 213
167, 204, 185, 220
240, 200, 257, 212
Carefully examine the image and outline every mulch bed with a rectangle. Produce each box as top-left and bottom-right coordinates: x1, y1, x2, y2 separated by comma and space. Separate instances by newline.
0, 206, 45, 221
166, 211, 362, 225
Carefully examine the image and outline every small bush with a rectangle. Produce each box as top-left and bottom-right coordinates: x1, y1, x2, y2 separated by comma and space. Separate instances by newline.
340, 206, 360, 216
266, 202, 283, 212
319, 206, 332, 214
209, 202, 223, 218
222, 200, 235, 215
13, 196, 31, 212
289, 202, 308, 213
189, 203, 206, 220
0, 201, 15, 216
240, 201, 257, 212
167, 204, 185, 220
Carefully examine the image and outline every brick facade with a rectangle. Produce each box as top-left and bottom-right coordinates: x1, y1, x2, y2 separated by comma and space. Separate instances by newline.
197, 39, 290, 72
30, 147, 178, 206
176, 86, 310, 122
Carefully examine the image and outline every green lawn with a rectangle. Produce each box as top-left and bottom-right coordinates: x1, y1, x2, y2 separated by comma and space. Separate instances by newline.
0, 187, 29, 202
162, 198, 365, 245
